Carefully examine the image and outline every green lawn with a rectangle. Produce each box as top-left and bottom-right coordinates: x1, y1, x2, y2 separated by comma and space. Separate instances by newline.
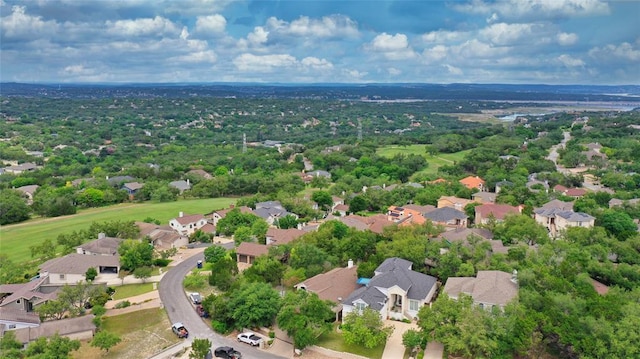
377, 145, 470, 176
111, 283, 155, 300
316, 326, 385, 359
0, 198, 236, 263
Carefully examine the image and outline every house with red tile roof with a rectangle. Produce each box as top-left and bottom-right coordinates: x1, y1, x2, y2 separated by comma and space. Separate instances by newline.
475, 203, 523, 225
387, 205, 427, 226
459, 176, 486, 191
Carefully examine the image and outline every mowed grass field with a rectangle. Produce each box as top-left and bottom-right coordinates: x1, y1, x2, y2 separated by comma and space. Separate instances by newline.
0, 198, 235, 263
377, 145, 470, 175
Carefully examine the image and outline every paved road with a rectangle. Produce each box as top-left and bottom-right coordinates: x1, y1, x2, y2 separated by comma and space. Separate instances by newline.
158, 248, 285, 359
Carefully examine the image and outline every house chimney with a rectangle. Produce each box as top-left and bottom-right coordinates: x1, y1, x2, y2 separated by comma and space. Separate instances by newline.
179, 211, 184, 217
186, 179, 190, 186
348, 259, 354, 269
98, 233, 106, 239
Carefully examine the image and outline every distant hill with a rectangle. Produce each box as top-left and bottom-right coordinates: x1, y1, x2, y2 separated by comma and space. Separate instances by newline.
1, 82, 639, 102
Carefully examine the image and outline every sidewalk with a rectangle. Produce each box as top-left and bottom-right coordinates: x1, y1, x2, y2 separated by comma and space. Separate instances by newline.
103, 290, 162, 316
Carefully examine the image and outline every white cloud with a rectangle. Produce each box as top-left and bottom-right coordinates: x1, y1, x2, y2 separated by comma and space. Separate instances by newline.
557, 54, 585, 67
248, 26, 269, 46
1, 5, 59, 40
557, 32, 578, 46
589, 41, 640, 62
368, 33, 417, 60
60, 64, 93, 76
268, 15, 359, 39
343, 69, 368, 80
388, 67, 402, 76
455, 0, 610, 20
233, 53, 298, 72
301, 57, 333, 70
106, 16, 179, 37
479, 23, 534, 45
171, 50, 217, 64
195, 14, 226, 34
444, 64, 463, 75
422, 30, 468, 44
421, 45, 448, 63
452, 39, 510, 58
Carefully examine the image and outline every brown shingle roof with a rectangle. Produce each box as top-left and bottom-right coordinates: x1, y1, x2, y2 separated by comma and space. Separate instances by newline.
444, 270, 518, 307
475, 203, 521, 220
40, 253, 120, 275
266, 228, 305, 245
174, 214, 205, 225
236, 242, 269, 257
295, 265, 359, 304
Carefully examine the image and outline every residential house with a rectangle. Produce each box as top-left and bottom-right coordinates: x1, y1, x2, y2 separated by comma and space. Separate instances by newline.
265, 228, 306, 246
437, 196, 474, 211
609, 198, 640, 208
0, 277, 56, 314
387, 205, 427, 226
301, 170, 332, 183
3, 163, 38, 174
236, 242, 269, 266
187, 169, 213, 179
76, 233, 123, 256
459, 176, 486, 191
474, 203, 523, 225
443, 270, 518, 310
332, 204, 350, 216
253, 201, 296, 226
423, 207, 468, 229
342, 258, 437, 321
122, 182, 144, 198
12, 315, 96, 345
210, 205, 253, 227
40, 253, 121, 285
15, 184, 39, 205
404, 204, 436, 214
169, 179, 191, 193
169, 212, 208, 236
553, 185, 588, 198
472, 192, 496, 204
437, 228, 507, 255
533, 199, 594, 236
328, 214, 394, 235
0, 308, 40, 331
331, 196, 344, 209
295, 260, 359, 320
107, 175, 135, 187
136, 222, 188, 250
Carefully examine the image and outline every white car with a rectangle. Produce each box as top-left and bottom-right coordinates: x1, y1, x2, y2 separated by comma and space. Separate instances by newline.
237, 332, 263, 346
189, 292, 202, 304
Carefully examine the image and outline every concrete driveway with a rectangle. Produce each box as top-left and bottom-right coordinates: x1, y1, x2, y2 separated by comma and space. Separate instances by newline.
423, 341, 444, 359
381, 320, 416, 359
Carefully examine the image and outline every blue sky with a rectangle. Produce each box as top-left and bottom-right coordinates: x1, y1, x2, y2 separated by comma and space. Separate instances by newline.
1, 0, 638, 84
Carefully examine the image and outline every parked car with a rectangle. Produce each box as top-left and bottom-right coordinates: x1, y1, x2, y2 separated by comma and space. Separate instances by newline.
237, 332, 263, 346
189, 292, 202, 304
171, 322, 188, 338
196, 304, 209, 318
214, 346, 242, 359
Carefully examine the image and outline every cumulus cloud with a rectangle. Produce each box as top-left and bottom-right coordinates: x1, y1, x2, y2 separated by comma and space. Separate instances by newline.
195, 14, 226, 34
106, 16, 180, 37
455, 0, 610, 20
368, 33, 417, 60
170, 50, 217, 64
233, 53, 298, 72
1, 5, 59, 41
557, 54, 585, 67
589, 41, 640, 62
421, 45, 448, 63
387, 67, 402, 76
557, 32, 579, 46
444, 64, 463, 75
479, 23, 534, 45
266, 15, 359, 39
301, 57, 333, 70
422, 30, 468, 44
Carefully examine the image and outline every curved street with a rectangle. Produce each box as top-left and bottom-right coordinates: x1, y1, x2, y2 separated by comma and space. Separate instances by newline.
157, 249, 286, 359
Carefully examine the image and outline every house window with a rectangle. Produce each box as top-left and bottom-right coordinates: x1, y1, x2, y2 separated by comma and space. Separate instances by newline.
409, 300, 420, 311
479, 303, 484, 310
8, 324, 16, 329
17, 299, 21, 304
60, 274, 65, 280
355, 303, 366, 312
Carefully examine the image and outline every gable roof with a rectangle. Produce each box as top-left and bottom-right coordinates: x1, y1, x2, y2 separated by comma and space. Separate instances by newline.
424, 207, 468, 222
475, 203, 521, 220
187, 169, 212, 179
266, 228, 305, 245
295, 265, 359, 303
40, 253, 120, 275
169, 180, 191, 192
123, 182, 144, 191
77, 235, 124, 255
0, 276, 54, 308
0, 308, 41, 326
174, 213, 206, 226
236, 242, 269, 257
16, 185, 39, 196
438, 196, 474, 208
439, 228, 494, 242
107, 175, 134, 185
538, 199, 574, 211
472, 192, 496, 203
459, 176, 485, 189
443, 270, 518, 307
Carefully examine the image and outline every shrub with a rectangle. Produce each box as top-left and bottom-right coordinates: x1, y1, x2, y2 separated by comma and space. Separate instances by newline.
269, 331, 276, 339
91, 304, 106, 317
153, 258, 171, 267
211, 320, 229, 334
114, 300, 130, 309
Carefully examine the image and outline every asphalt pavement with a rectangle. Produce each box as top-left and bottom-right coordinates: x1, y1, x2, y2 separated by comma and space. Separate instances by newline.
156, 247, 286, 359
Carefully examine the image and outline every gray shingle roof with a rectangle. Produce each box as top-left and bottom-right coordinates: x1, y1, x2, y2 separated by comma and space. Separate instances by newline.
424, 207, 468, 222
40, 253, 120, 274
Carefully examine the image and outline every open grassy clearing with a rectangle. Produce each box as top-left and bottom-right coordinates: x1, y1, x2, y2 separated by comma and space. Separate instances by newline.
316, 325, 384, 359
111, 283, 155, 300
72, 308, 179, 359
0, 198, 235, 263
377, 145, 470, 176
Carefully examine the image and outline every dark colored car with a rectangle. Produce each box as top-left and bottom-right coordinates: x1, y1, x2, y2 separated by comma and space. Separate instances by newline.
214, 346, 242, 359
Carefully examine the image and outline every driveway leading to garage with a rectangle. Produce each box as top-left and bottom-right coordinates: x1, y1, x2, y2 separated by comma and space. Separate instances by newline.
381, 320, 417, 359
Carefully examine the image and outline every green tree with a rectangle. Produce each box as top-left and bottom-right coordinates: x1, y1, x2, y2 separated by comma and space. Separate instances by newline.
0, 189, 31, 225
598, 209, 637, 240
493, 214, 549, 245
342, 307, 393, 349
189, 229, 211, 243
36, 299, 69, 320
209, 257, 237, 291
85, 267, 98, 281
276, 214, 298, 229
244, 255, 286, 286
204, 245, 227, 264
348, 195, 368, 213
190, 338, 212, 359
402, 329, 423, 351
277, 290, 334, 350
133, 266, 153, 283
24, 333, 80, 358
118, 239, 154, 271
229, 282, 281, 329
312, 190, 333, 211
30, 238, 57, 261
251, 219, 270, 243
233, 226, 253, 245
91, 330, 121, 353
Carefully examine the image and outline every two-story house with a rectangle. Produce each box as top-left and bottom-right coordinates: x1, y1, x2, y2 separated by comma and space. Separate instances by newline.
169, 212, 208, 236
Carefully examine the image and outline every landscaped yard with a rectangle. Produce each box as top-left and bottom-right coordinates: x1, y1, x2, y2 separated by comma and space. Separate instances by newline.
316, 326, 385, 359
111, 283, 155, 300
0, 198, 235, 263
72, 308, 179, 359
377, 145, 470, 176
